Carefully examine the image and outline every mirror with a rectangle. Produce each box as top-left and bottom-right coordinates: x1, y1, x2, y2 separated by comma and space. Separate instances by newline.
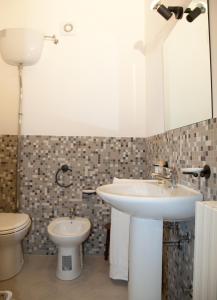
0, 61, 19, 212
163, 0, 212, 130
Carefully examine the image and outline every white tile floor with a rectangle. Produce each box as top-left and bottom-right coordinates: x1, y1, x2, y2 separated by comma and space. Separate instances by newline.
0, 255, 127, 300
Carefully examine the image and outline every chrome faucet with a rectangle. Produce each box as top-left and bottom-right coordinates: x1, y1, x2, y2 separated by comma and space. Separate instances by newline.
69, 207, 75, 220
151, 165, 178, 188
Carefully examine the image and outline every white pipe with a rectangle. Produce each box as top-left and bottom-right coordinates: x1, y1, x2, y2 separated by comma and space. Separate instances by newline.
15, 64, 23, 212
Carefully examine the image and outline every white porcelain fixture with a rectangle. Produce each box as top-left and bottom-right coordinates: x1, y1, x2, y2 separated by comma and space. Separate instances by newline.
48, 217, 91, 280
97, 180, 203, 300
0, 291, 13, 300
97, 180, 202, 220
0, 28, 44, 66
0, 213, 31, 281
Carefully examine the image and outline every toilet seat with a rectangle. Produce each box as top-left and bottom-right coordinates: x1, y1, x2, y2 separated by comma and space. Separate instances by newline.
0, 213, 31, 235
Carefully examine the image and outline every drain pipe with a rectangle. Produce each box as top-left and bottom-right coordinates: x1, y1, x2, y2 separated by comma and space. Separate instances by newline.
15, 64, 23, 212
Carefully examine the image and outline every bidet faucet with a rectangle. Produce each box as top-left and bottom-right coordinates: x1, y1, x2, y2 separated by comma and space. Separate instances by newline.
69, 208, 75, 220
151, 165, 178, 188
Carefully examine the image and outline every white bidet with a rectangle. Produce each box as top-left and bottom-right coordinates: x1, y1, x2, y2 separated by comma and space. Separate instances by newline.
48, 217, 91, 280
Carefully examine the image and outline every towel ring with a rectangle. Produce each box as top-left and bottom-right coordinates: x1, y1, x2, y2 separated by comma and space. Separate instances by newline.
55, 165, 73, 188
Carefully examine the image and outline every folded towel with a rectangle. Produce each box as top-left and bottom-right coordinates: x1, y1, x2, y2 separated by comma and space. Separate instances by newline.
109, 178, 130, 281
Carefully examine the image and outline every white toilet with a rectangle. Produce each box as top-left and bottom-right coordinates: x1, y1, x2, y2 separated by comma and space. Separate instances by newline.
48, 217, 91, 280
0, 213, 31, 281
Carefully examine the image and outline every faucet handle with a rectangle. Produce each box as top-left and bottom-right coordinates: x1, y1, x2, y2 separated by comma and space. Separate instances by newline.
170, 167, 178, 186
69, 207, 75, 218
153, 160, 168, 168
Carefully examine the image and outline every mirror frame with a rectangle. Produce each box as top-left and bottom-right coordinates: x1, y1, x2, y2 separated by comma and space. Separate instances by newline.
209, 0, 217, 117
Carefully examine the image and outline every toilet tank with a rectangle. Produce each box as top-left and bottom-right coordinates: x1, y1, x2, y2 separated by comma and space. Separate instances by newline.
0, 28, 44, 66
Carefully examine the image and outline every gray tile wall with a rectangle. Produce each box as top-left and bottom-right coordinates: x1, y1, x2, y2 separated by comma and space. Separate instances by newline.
19, 136, 146, 255
0, 135, 17, 212
144, 118, 217, 300
1, 117, 217, 299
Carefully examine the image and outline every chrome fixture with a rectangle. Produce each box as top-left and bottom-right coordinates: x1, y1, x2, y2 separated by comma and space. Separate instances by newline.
182, 165, 211, 179
152, 163, 178, 188
82, 189, 96, 196
182, 165, 211, 190
163, 232, 191, 250
44, 34, 59, 44
69, 208, 75, 220
15, 64, 23, 211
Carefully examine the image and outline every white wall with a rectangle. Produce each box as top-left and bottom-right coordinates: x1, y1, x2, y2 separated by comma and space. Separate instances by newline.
1, 0, 214, 138
0, 0, 146, 137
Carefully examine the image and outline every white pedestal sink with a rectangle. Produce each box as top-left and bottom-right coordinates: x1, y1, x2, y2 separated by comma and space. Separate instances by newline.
96, 180, 203, 300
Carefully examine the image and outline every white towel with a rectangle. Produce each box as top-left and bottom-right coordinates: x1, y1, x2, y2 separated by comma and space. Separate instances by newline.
109, 178, 131, 281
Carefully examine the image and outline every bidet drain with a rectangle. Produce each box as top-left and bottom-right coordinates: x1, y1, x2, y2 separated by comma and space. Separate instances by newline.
62, 256, 72, 271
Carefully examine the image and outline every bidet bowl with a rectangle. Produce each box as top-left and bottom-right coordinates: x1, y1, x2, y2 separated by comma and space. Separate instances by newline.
48, 217, 91, 247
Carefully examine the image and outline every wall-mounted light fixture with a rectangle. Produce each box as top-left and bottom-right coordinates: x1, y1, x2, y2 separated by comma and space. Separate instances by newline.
150, 1, 173, 20
150, 0, 207, 23
168, 6, 184, 19
185, 1, 206, 22
150, 1, 184, 20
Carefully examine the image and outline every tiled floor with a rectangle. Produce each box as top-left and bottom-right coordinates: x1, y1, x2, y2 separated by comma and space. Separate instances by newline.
0, 255, 128, 300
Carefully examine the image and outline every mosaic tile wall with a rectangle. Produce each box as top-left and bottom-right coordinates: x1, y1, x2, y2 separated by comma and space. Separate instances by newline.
0, 135, 17, 212
19, 136, 146, 255
144, 118, 217, 300
6, 117, 216, 299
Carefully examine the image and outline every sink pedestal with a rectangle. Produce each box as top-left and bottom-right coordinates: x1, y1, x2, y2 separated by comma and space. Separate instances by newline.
129, 217, 163, 300
97, 180, 203, 300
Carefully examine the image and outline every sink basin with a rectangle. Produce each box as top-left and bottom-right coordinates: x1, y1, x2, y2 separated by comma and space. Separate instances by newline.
97, 179, 203, 300
96, 179, 203, 220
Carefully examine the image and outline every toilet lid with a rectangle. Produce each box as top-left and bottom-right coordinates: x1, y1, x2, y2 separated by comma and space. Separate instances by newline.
0, 213, 31, 234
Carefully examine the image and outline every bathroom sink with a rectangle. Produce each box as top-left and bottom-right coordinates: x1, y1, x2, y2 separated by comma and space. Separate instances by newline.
97, 180, 203, 300
97, 179, 203, 220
